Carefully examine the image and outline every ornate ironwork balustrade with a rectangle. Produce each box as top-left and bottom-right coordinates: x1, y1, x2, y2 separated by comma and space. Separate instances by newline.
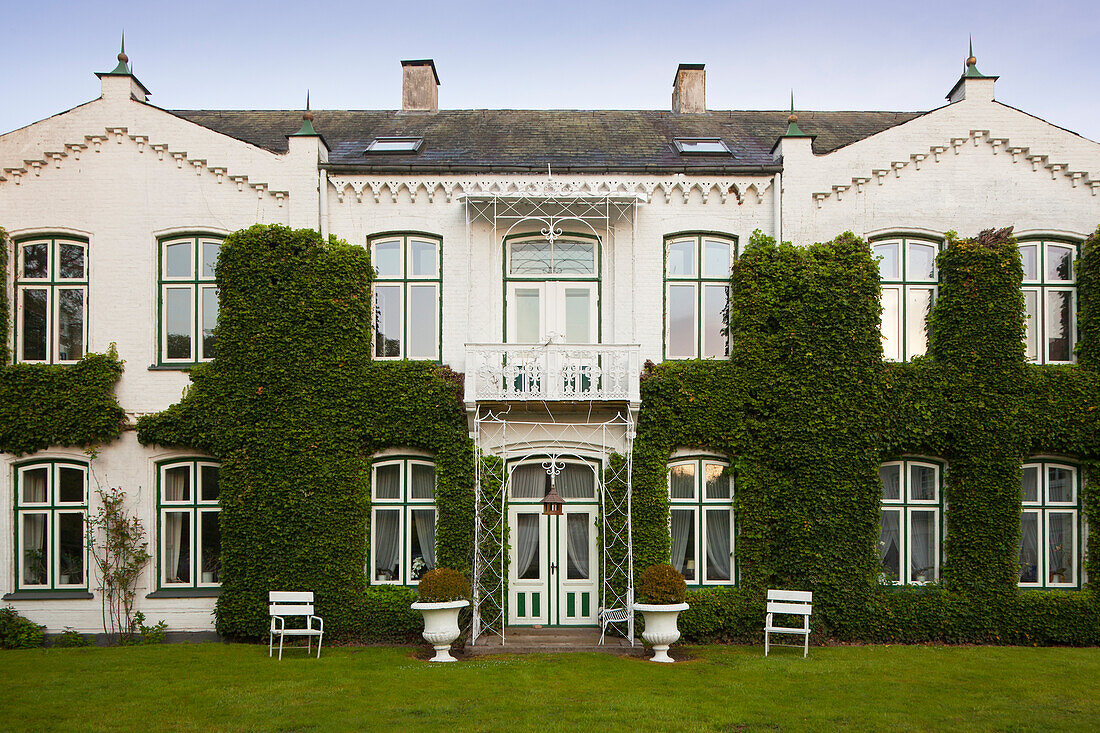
465, 343, 641, 403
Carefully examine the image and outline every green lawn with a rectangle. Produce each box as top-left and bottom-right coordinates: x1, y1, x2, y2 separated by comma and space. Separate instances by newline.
2, 643, 1098, 731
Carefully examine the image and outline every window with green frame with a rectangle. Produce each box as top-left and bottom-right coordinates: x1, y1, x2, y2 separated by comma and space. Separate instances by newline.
870, 236, 940, 361
1019, 460, 1086, 588
158, 459, 221, 588
158, 234, 222, 365
504, 232, 600, 345
369, 457, 437, 585
667, 456, 735, 585
14, 460, 88, 591
664, 233, 736, 359
878, 459, 943, 584
1018, 239, 1078, 364
14, 235, 88, 364
369, 233, 441, 360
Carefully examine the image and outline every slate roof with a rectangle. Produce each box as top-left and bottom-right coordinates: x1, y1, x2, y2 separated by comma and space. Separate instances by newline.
169, 109, 925, 173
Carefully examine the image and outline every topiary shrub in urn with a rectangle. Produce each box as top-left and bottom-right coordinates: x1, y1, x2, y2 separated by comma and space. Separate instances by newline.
634, 563, 689, 663
411, 568, 471, 662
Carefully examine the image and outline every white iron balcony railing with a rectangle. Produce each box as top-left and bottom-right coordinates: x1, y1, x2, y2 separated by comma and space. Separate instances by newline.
465, 343, 641, 403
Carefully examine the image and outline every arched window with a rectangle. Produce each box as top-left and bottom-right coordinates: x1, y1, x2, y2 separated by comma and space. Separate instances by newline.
1020, 461, 1083, 587
667, 456, 735, 585
870, 236, 939, 361
14, 235, 88, 364
157, 458, 221, 588
664, 233, 736, 359
14, 460, 88, 590
878, 459, 943, 584
504, 233, 599, 345
369, 457, 437, 584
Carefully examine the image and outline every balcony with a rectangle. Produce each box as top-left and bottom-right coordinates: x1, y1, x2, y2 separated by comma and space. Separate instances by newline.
465, 343, 641, 403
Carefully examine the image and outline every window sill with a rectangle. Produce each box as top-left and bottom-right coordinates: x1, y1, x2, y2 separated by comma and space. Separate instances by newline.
146, 588, 221, 599
3, 591, 94, 600
148, 364, 198, 372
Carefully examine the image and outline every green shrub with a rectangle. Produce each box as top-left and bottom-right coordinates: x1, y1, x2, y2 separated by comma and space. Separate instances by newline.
0, 606, 44, 649
637, 564, 687, 604
133, 612, 168, 645
417, 568, 471, 602
53, 627, 91, 648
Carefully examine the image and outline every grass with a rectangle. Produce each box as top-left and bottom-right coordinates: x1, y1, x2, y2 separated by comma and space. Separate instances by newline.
2, 643, 1099, 731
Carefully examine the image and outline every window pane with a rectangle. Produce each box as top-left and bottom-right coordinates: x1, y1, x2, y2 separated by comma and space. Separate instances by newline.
1046, 291, 1072, 362
1047, 466, 1074, 503
372, 509, 401, 581
559, 463, 595, 499
408, 239, 438, 278
1047, 245, 1074, 282
879, 464, 901, 501
1021, 465, 1039, 503
667, 240, 696, 277
22, 467, 48, 503
879, 508, 901, 582
372, 240, 402, 278
410, 464, 436, 500
406, 284, 437, 358
58, 467, 84, 503
908, 243, 937, 281
1048, 512, 1075, 584
669, 463, 695, 499
165, 242, 193, 278
515, 288, 541, 343
702, 285, 729, 358
22, 513, 48, 585
1019, 244, 1039, 281
200, 286, 218, 359
163, 465, 191, 502
511, 464, 547, 499
165, 287, 193, 360
1023, 290, 1039, 362
705, 509, 731, 581
909, 510, 936, 582
200, 511, 221, 583
905, 288, 933, 359
880, 287, 901, 361
704, 463, 731, 499
553, 241, 595, 275
1019, 511, 1039, 584
564, 288, 591, 344
410, 508, 436, 579
58, 243, 85, 279
873, 243, 900, 280
703, 240, 731, 278
566, 513, 591, 580
373, 285, 401, 357
164, 511, 192, 584
201, 242, 220, 279
21, 288, 48, 361
510, 242, 553, 275
909, 465, 937, 501
58, 512, 84, 585
671, 509, 696, 581
57, 288, 84, 361
201, 465, 220, 502
22, 243, 48, 279
374, 463, 401, 499
668, 284, 696, 357
516, 513, 540, 580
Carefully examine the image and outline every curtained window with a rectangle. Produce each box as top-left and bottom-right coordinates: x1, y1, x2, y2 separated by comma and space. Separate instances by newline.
16, 461, 88, 590
878, 459, 943, 585
370, 457, 437, 584
159, 459, 221, 588
1018, 241, 1079, 364
1020, 461, 1082, 588
668, 456, 734, 586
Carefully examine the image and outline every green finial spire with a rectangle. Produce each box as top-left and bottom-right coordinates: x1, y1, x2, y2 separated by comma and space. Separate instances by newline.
964, 35, 985, 78
107, 32, 130, 75
784, 90, 807, 137
291, 91, 318, 137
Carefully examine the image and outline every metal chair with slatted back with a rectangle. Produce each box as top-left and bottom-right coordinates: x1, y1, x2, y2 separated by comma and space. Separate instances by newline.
269, 591, 324, 660
764, 589, 813, 657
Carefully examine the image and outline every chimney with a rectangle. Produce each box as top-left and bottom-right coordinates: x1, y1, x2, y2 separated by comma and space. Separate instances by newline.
401, 59, 440, 113
672, 63, 705, 114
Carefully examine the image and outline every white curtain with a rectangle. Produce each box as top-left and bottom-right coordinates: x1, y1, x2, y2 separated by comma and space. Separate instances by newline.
705, 510, 731, 581
559, 464, 595, 499
410, 465, 435, 500
165, 512, 187, 583
671, 509, 693, 579
1019, 513, 1039, 583
512, 465, 546, 499
909, 511, 934, 581
22, 514, 46, 585
1048, 513, 1073, 581
373, 510, 401, 580
515, 514, 540, 579
413, 509, 436, 570
566, 513, 590, 579
879, 510, 901, 581
23, 469, 47, 503
879, 465, 900, 501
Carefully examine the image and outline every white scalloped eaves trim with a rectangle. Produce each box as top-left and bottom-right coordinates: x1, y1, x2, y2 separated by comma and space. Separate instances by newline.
0, 126, 289, 206
325, 175, 774, 206
811, 129, 1099, 208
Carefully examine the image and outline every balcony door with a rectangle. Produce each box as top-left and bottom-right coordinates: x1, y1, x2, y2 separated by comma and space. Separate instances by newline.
504, 235, 599, 345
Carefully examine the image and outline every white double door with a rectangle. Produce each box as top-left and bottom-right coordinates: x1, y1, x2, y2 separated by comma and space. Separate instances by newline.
507, 504, 599, 626
506, 282, 597, 344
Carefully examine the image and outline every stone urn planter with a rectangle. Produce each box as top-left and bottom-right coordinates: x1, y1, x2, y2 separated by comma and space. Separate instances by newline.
634, 602, 689, 663
410, 599, 470, 662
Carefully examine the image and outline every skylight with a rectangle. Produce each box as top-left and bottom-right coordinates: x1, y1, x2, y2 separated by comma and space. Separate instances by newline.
365, 137, 423, 154
674, 138, 731, 156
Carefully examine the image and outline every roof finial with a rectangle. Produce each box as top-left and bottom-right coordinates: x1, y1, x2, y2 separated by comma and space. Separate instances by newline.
108, 32, 130, 75
966, 35, 977, 68
303, 91, 314, 122
291, 91, 318, 136
784, 90, 806, 137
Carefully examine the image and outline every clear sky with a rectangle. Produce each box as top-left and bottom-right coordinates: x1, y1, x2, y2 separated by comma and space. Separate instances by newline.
3, 0, 1098, 141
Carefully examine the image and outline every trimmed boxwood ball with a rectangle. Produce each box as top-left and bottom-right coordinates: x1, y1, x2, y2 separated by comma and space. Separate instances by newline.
417, 568, 471, 603
638, 564, 687, 604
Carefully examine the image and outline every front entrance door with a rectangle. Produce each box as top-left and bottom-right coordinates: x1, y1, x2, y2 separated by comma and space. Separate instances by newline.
507, 505, 599, 626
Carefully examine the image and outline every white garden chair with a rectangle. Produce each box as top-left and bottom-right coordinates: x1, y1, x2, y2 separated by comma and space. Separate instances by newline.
269, 591, 324, 660
764, 589, 812, 657
598, 588, 633, 645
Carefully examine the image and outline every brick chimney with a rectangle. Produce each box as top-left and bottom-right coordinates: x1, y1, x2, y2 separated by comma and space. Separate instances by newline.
401, 59, 440, 113
672, 63, 705, 114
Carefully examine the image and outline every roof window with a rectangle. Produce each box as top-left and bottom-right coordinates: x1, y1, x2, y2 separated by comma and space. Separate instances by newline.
365, 137, 423, 154
673, 138, 731, 156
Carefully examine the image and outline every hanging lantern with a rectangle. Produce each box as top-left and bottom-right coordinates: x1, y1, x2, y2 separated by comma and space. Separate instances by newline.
542, 485, 564, 515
